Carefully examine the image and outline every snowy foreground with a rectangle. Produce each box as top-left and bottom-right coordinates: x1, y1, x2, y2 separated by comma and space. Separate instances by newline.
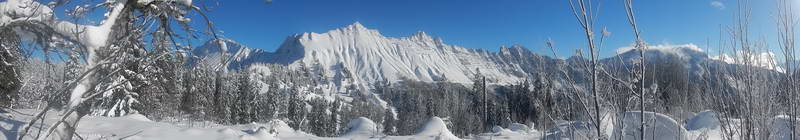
0, 109, 795, 140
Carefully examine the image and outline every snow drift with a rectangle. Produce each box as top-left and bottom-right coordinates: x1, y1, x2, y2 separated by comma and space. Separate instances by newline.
415, 117, 460, 140
541, 120, 599, 140
507, 123, 532, 133
340, 117, 379, 138
610, 111, 689, 140
770, 115, 800, 140
685, 110, 721, 131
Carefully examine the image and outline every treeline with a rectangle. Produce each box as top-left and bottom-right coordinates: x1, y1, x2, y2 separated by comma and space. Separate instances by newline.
376, 71, 591, 137
8, 58, 383, 137
9, 53, 717, 138
131, 61, 388, 137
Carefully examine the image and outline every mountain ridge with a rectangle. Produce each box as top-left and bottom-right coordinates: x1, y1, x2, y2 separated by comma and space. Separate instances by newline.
192, 22, 772, 94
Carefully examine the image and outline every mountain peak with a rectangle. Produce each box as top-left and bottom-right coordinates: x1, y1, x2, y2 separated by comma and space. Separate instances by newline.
191, 38, 269, 69
411, 31, 433, 40
330, 21, 381, 36
195, 38, 245, 55
499, 45, 528, 56
511, 44, 525, 50
346, 22, 367, 30
413, 31, 428, 36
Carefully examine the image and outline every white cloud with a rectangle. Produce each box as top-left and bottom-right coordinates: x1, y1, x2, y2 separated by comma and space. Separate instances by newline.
710, 1, 726, 10
711, 51, 785, 73
615, 44, 704, 54
616, 46, 634, 54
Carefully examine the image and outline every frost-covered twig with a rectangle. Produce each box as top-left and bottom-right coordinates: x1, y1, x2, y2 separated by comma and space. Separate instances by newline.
776, 0, 798, 139
568, 0, 609, 138
622, 0, 648, 139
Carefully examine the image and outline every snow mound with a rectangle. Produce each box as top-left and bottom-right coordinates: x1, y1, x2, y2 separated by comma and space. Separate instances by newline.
542, 120, 599, 139
218, 128, 244, 135
610, 111, 688, 140
266, 120, 311, 137
675, 111, 697, 122
416, 117, 460, 140
481, 125, 541, 140
341, 117, 379, 138
492, 125, 512, 134
770, 115, 800, 140
685, 110, 720, 131
1, 109, 548, 140
124, 113, 152, 122
508, 123, 531, 133
241, 127, 278, 140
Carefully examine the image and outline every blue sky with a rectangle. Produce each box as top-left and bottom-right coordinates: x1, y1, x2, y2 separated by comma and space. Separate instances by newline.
203, 0, 780, 58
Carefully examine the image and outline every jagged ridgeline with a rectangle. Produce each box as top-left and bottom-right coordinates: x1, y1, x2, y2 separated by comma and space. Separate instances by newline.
190, 22, 781, 103
190, 22, 589, 93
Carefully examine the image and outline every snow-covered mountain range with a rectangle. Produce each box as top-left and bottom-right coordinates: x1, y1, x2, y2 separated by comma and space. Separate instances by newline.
194, 22, 529, 90
192, 22, 784, 93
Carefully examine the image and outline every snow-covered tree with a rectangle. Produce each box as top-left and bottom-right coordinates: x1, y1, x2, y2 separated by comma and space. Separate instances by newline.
777, 0, 799, 138
0, 27, 22, 109
287, 87, 307, 130
330, 97, 343, 135
2, 0, 205, 139
382, 107, 397, 135
233, 69, 257, 124
307, 97, 331, 136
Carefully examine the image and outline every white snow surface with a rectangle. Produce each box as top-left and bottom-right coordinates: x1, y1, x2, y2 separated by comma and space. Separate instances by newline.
609, 111, 689, 140
507, 123, 531, 133
5, 109, 797, 140
413, 117, 460, 140
770, 115, 800, 140
541, 120, 599, 139
1, 110, 544, 140
340, 117, 379, 138
538, 111, 754, 140
684, 110, 721, 131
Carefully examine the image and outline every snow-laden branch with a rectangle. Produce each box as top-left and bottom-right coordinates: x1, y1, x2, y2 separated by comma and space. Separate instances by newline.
1, 0, 192, 64
1, 0, 193, 108
1, 0, 124, 65
4, 0, 194, 139
137, 0, 192, 7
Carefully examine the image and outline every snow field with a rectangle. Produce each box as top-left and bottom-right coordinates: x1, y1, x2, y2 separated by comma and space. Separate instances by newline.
4, 109, 800, 140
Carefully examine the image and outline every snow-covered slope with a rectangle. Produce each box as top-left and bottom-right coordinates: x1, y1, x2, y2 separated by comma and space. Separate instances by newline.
414, 117, 459, 140
609, 111, 689, 140
340, 117, 379, 139
193, 22, 523, 92
192, 23, 779, 96
3, 109, 548, 140
269, 22, 520, 87
191, 39, 274, 69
